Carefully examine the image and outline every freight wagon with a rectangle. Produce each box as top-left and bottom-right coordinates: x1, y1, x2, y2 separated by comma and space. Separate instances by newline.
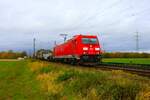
36, 49, 52, 60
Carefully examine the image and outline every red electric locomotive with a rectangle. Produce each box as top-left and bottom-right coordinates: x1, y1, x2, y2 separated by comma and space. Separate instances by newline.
53, 35, 102, 65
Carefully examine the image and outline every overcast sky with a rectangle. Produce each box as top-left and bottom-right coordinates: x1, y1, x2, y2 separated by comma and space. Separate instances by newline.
0, 0, 150, 53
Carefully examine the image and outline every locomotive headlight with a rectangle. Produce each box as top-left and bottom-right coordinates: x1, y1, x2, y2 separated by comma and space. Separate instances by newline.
83, 47, 88, 50
95, 48, 100, 51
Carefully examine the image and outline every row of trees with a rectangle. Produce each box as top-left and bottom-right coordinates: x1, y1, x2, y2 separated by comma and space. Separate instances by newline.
0, 50, 27, 59
102, 52, 150, 58
0, 50, 149, 59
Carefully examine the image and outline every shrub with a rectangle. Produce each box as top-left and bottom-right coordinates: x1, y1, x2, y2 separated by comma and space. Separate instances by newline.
0, 50, 27, 59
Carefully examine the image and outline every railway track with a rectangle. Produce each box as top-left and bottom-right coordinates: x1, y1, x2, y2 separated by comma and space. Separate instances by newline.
97, 63, 150, 77
66, 62, 150, 77
39, 59, 150, 77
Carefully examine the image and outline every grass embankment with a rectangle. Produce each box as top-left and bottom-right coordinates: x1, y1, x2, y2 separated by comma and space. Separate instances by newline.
103, 58, 150, 65
29, 61, 150, 100
0, 61, 45, 100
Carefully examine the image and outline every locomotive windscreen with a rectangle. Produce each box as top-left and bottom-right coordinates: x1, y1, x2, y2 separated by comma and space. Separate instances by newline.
82, 38, 98, 44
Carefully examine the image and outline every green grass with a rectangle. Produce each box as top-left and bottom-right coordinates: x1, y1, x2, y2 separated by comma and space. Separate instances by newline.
0, 61, 45, 100
0, 60, 150, 100
102, 58, 150, 65
29, 61, 150, 100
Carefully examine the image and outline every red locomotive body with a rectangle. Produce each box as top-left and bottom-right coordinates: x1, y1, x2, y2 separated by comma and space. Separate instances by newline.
53, 35, 102, 64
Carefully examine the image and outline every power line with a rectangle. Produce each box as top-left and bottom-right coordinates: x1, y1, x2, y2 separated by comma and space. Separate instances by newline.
135, 31, 139, 52
76, 1, 150, 29
74, 0, 123, 27
33, 38, 36, 58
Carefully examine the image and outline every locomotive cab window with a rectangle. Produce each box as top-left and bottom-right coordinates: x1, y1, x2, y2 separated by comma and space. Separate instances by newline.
82, 38, 98, 44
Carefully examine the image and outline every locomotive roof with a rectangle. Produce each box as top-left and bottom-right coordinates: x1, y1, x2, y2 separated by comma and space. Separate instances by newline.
54, 34, 98, 48
73, 34, 97, 38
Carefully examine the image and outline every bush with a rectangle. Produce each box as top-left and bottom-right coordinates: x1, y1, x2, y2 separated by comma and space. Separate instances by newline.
0, 50, 27, 59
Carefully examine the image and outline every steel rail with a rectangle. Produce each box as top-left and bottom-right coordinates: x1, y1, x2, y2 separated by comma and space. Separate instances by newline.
38, 59, 150, 77
97, 63, 150, 77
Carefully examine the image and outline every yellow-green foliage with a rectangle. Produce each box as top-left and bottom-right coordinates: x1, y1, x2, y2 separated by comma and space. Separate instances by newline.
28, 61, 150, 100
37, 73, 63, 94
28, 61, 49, 72
28, 61, 65, 100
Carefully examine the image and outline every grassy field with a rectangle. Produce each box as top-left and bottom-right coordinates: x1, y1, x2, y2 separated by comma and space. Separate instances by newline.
0, 61, 46, 100
0, 60, 150, 100
103, 58, 150, 65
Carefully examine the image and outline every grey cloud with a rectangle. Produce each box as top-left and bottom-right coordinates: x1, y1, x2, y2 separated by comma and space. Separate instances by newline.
0, 0, 150, 52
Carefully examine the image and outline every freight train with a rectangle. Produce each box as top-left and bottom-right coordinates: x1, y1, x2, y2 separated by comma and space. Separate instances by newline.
36, 35, 102, 65
36, 49, 52, 60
